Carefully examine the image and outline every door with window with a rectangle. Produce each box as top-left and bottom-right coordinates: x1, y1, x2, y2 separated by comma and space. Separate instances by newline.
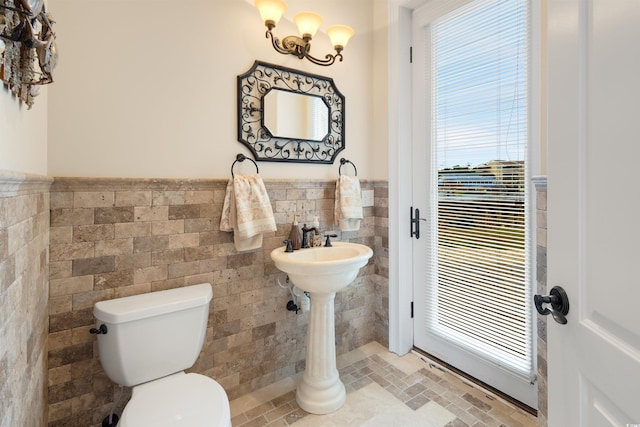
411, 0, 537, 408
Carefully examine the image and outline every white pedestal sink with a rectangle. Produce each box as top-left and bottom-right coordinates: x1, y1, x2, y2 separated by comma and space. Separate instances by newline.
271, 242, 373, 414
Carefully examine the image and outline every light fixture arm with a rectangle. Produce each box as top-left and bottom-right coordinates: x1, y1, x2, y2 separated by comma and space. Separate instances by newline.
265, 30, 292, 56
265, 29, 344, 67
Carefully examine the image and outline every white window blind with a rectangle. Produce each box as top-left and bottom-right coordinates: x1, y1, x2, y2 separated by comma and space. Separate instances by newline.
428, 0, 533, 379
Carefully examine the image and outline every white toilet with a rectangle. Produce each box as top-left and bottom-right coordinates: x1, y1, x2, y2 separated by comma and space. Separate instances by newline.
92, 283, 231, 427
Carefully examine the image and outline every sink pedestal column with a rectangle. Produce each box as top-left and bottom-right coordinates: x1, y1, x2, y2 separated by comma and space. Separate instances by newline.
296, 291, 345, 414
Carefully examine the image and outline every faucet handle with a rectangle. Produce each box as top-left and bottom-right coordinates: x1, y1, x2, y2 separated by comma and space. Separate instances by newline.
283, 239, 294, 252
324, 234, 338, 247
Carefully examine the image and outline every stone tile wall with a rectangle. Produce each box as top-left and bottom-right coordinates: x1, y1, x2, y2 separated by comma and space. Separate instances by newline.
47, 177, 389, 427
533, 177, 547, 426
0, 171, 52, 427
372, 185, 389, 347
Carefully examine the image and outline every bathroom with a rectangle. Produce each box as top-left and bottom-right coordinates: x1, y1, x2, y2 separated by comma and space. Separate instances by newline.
1, 0, 638, 426
0, 0, 385, 424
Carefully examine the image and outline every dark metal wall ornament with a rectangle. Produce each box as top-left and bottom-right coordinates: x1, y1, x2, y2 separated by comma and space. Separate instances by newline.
237, 60, 345, 164
1, 0, 57, 108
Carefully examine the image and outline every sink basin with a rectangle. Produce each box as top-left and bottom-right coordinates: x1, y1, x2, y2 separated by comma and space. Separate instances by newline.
270, 241, 373, 414
270, 242, 373, 293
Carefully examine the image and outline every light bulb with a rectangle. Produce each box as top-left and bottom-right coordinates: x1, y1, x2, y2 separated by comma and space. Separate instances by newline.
327, 25, 355, 50
254, 0, 287, 27
294, 12, 323, 39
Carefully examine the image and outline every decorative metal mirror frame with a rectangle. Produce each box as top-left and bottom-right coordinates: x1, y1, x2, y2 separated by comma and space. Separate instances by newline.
237, 61, 345, 164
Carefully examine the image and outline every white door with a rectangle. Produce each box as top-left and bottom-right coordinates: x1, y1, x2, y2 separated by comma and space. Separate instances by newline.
546, 0, 640, 425
411, 0, 537, 409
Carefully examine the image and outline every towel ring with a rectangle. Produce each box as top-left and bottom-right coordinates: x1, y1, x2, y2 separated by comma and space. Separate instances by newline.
339, 158, 358, 176
231, 153, 259, 178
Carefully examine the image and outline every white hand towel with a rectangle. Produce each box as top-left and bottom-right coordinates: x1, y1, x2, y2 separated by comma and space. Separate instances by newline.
334, 175, 364, 231
220, 175, 276, 251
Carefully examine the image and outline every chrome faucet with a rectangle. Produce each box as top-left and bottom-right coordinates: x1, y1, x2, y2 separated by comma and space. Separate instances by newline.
301, 225, 317, 248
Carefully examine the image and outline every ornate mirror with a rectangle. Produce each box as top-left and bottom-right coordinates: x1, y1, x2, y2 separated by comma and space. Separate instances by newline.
237, 61, 345, 164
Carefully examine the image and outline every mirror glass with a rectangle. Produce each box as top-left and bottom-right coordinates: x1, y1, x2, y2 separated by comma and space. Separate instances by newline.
264, 89, 329, 141
238, 61, 345, 164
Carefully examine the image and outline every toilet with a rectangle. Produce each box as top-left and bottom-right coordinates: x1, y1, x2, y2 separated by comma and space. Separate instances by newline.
92, 283, 231, 427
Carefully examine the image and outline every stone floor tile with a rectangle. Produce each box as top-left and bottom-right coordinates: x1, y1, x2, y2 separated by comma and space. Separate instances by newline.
283, 408, 308, 424
446, 403, 479, 426
229, 343, 536, 427
368, 372, 390, 388
445, 419, 471, 427
265, 418, 289, 427
244, 402, 276, 420
467, 406, 501, 427
404, 381, 428, 397
238, 414, 269, 427
405, 393, 430, 410
351, 375, 373, 391
270, 391, 296, 408
264, 402, 296, 422
462, 393, 492, 412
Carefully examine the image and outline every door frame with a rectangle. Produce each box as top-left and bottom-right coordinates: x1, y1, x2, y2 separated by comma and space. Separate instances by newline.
386, 0, 545, 360
387, 0, 414, 356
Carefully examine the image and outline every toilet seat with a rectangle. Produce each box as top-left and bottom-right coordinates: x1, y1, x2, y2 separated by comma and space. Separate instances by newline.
119, 372, 231, 427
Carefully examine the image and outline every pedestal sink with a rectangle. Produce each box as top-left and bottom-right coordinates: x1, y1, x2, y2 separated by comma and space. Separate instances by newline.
271, 242, 373, 414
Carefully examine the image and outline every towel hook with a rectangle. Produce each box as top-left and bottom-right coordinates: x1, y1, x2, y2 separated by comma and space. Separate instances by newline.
231, 153, 259, 178
339, 158, 358, 176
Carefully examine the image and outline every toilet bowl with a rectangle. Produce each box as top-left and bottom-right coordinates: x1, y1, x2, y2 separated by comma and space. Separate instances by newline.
92, 283, 231, 427
120, 373, 230, 427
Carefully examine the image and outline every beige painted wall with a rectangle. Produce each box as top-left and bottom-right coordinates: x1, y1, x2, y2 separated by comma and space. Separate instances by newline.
0, 87, 48, 175
47, 0, 386, 180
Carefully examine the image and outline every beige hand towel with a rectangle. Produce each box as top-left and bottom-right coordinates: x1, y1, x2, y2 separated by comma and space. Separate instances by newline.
221, 180, 263, 251
220, 175, 276, 252
334, 175, 364, 231
220, 180, 234, 233
233, 174, 277, 238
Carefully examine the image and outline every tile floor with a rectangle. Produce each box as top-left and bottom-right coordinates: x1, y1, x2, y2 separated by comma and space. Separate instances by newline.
229, 342, 537, 427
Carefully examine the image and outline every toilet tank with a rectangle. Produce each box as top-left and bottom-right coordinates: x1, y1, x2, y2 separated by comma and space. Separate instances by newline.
93, 283, 213, 387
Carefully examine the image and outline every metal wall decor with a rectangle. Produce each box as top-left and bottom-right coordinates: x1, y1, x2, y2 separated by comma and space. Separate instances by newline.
0, 0, 57, 108
237, 60, 345, 164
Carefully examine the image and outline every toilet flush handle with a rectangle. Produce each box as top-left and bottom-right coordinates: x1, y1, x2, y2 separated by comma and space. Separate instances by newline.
89, 324, 108, 335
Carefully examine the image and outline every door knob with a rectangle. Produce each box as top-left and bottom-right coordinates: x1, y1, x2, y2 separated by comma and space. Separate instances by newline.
534, 286, 570, 324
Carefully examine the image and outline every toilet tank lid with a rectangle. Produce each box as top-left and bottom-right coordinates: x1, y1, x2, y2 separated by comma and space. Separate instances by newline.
94, 283, 213, 324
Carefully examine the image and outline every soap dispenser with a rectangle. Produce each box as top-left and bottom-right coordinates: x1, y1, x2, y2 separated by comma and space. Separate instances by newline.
289, 215, 302, 250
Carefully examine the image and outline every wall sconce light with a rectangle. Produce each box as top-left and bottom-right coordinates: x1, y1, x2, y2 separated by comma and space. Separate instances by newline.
254, 0, 354, 67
